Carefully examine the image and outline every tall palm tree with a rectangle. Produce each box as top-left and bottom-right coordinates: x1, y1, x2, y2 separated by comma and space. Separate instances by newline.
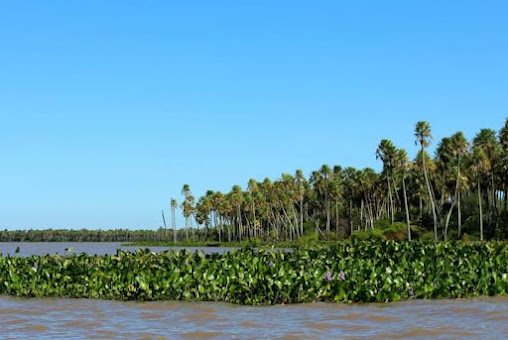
396, 148, 411, 240
320, 164, 332, 232
295, 169, 306, 236
181, 184, 195, 241
415, 121, 439, 241
171, 198, 178, 243
471, 147, 488, 241
499, 118, 508, 213
474, 129, 500, 237
376, 139, 397, 224
450, 132, 469, 239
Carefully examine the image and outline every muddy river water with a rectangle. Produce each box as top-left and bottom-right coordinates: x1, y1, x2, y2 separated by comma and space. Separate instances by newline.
0, 296, 506, 339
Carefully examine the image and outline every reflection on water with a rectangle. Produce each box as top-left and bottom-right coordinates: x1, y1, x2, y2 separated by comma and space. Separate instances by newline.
0, 297, 506, 339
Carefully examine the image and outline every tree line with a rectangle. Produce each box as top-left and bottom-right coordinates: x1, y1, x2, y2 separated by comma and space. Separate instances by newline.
3, 119, 508, 243
166, 119, 508, 242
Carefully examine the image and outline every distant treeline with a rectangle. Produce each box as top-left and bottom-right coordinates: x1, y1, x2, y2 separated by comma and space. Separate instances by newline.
0, 228, 198, 243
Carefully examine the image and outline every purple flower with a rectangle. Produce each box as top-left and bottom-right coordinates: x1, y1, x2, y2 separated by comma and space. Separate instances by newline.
338, 271, 346, 281
325, 271, 332, 282
33, 262, 38, 271
268, 261, 274, 268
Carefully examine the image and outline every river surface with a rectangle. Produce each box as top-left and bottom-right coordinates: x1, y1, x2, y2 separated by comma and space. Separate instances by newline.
0, 296, 506, 339
0, 242, 236, 256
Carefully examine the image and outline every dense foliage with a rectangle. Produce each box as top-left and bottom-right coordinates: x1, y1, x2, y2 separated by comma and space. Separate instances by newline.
165, 119, 508, 243
0, 228, 188, 243
1, 241, 506, 304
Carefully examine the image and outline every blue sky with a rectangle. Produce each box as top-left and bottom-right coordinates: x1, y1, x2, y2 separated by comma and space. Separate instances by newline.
1, 1, 507, 229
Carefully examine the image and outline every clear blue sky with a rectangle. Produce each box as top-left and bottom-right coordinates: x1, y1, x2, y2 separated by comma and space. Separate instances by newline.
1, 1, 507, 229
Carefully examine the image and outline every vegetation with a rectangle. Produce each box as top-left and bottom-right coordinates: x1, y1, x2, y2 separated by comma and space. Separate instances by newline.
0, 228, 172, 242
4, 119, 508, 244
1, 241, 506, 304
160, 118, 508, 243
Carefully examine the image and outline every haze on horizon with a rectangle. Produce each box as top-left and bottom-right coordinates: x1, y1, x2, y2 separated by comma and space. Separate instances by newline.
1, 1, 507, 229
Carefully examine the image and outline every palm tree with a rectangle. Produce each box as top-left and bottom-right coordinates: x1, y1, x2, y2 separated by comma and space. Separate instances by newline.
181, 184, 195, 241
450, 132, 469, 239
320, 164, 332, 232
376, 139, 397, 224
471, 147, 488, 241
295, 169, 306, 236
415, 121, 439, 241
396, 148, 411, 240
171, 198, 178, 243
474, 129, 500, 237
499, 118, 508, 213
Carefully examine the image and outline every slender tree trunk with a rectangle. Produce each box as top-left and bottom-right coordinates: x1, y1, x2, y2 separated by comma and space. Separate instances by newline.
419, 196, 423, 223
185, 217, 189, 240
300, 200, 304, 236
387, 176, 394, 224
444, 200, 457, 241
162, 209, 167, 229
422, 147, 439, 241
172, 207, 176, 243
478, 180, 484, 241
335, 201, 340, 236
349, 200, 353, 236
361, 199, 365, 231
457, 192, 462, 240
402, 175, 411, 241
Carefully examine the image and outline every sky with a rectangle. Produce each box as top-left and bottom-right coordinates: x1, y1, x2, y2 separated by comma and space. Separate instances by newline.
1, 1, 507, 229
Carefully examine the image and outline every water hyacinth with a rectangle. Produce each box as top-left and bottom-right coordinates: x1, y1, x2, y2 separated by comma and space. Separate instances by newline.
0, 241, 505, 305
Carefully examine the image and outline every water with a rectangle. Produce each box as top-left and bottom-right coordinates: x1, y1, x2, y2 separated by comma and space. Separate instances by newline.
0, 296, 506, 339
0, 242, 236, 257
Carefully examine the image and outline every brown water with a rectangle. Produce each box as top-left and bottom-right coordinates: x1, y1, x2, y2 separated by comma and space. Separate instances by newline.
0, 296, 507, 339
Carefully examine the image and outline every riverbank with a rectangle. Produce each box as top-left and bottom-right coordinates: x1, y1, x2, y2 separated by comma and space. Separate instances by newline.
1, 241, 506, 305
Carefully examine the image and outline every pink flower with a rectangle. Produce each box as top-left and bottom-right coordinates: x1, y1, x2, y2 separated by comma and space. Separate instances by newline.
325, 271, 332, 282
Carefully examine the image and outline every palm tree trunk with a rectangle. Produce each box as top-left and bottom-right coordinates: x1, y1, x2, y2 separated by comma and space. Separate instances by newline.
422, 147, 439, 241
335, 201, 339, 236
387, 176, 394, 224
172, 207, 176, 243
457, 192, 462, 240
349, 200, 353, 236
478, 179, 483, 241
402, 175, 411, 241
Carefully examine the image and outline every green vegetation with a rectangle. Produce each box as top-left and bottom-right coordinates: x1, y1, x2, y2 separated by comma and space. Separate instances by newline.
1, 241, 506, 305
159, 119, 508, 243
4, 118, 508, 244
0, 228, 172, 242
